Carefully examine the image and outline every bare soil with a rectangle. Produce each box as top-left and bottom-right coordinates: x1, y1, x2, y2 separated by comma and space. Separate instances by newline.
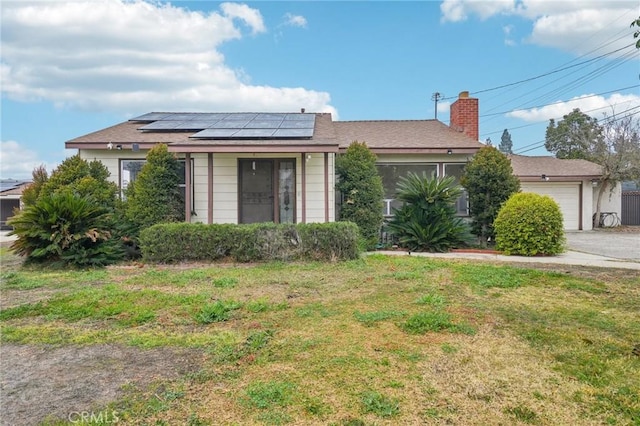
0, 344, 205, 426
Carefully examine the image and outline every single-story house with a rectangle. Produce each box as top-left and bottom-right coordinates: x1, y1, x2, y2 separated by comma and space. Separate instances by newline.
65, 92, 619, 231
0, 179, 32, 229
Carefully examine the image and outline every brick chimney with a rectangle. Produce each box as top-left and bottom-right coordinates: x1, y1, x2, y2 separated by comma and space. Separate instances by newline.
450, 91, 479, 141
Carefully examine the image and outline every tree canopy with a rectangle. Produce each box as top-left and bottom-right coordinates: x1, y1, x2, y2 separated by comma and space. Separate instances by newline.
545, 109, 603, 160
499, 129, 513, 154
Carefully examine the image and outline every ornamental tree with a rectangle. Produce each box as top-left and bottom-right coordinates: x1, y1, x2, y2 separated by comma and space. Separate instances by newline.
124, 144, 184, 230
335, 141, 384, 250
460, 146, 520, 246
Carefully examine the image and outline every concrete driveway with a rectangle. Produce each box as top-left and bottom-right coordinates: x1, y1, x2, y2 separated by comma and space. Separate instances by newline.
565, 230, 640, 261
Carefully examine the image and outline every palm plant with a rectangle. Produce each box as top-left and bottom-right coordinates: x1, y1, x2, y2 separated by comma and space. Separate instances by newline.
386, 173, 473, 252
8, 192, 124, 267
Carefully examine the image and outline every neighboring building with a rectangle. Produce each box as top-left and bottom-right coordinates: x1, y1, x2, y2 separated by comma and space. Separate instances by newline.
65, 92, 615, 231
0, 179, 32, 229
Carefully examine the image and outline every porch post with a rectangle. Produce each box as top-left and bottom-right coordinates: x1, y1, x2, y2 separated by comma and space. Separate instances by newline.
301, 153, 306, 223
185, 152, 191, 223
324, 152, 329, 222
208, 153, 213, 224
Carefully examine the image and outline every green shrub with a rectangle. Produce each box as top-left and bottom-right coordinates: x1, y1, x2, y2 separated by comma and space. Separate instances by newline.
336, 141, 384, 250
140, 222, 360, 263
8, 192, 124, 267
124, 144, 184, 230
297, 222, 360, 261
461, 146, 520, 245
494, 192, 565, 256
386, 173, 473, 252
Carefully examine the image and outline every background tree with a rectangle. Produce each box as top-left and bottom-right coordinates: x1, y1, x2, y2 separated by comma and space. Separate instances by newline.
632, 16, 640, 48
544, 108, 640, 227
20, 164, 49, 207
461, 146, 520, 246
545, 109, 603, 159
592, 112, 640, 226
499, 129, 513, 154
124, 144, 184, 230
386, 173, 473, 252
336, 141, 384, 250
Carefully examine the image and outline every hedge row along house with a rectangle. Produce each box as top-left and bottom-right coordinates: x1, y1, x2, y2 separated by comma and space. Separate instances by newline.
65, 92, 620, 231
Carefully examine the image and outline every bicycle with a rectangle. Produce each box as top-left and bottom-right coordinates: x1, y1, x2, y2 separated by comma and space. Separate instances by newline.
593, 212, 620, 228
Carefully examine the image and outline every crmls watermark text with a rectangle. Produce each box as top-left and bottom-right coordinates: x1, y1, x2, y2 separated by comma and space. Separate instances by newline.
68, 410, 120, 424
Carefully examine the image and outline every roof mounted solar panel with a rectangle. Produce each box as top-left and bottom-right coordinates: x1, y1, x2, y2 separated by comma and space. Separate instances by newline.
244, 120, 282, 129
162, 113, 202, 121
233, 128, 277, 138
273, 128, 314, 138
130, 113, 172, 122
139, 121, 188, 130
284, 113, 314, 121
174, 121, 218, 130
280, 120, 315, 129
256, 113, 287, 120
212, 120, 252, 129
191, 129, 240, 138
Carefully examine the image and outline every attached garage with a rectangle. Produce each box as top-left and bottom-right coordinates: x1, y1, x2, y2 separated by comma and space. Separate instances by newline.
509, 155, 610, 231
520, 182, 581, 230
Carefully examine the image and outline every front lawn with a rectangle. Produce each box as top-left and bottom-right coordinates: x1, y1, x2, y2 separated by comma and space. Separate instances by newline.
1, 254, 638, 425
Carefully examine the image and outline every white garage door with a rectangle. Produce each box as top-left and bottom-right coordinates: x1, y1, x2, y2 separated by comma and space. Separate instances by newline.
520, 183, 581, 230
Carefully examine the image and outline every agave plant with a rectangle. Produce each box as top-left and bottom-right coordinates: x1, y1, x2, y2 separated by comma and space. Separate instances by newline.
386, 173, 473, 252
8, 191, 124, 267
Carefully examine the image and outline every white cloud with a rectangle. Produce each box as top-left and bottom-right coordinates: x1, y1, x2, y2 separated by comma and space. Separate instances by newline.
503, 24, 516, 46
440, 0, 638, 55
283, 13, 308, 28
0, 141, 51, 179
0, 1, 336, 115
506, 92, 640, 122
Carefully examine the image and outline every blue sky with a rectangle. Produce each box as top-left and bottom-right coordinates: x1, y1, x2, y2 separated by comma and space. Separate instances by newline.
1, 0, 639, 179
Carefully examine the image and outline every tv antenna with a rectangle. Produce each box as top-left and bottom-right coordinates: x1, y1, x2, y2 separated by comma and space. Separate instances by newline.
431, 92, 444, 119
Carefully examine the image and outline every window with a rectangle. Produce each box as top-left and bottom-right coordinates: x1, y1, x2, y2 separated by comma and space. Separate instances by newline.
376, 163, 437, 216
120, 158, 193, 211
443, 163, 469, 216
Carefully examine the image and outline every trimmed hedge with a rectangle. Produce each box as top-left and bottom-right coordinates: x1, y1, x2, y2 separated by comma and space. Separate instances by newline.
494, 192, 565, 256
139, 222, 361, 263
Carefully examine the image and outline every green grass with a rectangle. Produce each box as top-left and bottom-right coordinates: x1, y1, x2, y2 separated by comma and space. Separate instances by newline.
1, 254, 638, 425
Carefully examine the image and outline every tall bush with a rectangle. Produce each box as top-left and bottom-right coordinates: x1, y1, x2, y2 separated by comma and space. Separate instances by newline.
461, 146, 520, 246
494, 192, 565, 256
336, 141, 384, 249
39, 155, 119, 209
124, 144, 184, 230
386, 173, 473, 252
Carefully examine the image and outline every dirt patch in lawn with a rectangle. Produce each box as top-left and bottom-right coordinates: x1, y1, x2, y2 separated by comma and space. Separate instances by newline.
0, 344, 205, 426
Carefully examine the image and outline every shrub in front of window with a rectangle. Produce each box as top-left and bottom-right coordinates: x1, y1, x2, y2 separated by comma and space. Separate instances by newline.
124, 144, 184, 230
139, 222, 360, 263
461, 146, 520, 246
494, 192, 565, 256
386, 173, 473, 252
336, 141, 384, 250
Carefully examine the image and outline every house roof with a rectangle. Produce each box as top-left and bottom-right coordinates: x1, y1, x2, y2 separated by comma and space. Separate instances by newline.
66, 113, 485, 154
509, 154, 602, 181
334, 120, 484, 154
0, 179, 32, 196
66, 113, 339, 153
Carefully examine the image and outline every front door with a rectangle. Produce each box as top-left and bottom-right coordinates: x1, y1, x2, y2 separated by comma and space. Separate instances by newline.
239, 159, 296, 224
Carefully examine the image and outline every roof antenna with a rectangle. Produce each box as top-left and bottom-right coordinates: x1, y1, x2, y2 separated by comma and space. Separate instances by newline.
431, 92, 444, 119
300, 108, 305, 113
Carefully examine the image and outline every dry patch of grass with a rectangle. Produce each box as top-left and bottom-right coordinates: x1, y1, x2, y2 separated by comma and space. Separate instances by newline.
1, 255, 638, 425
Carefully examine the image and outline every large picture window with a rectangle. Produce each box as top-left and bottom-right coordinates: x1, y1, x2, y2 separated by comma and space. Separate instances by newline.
443, 163, 469, 216
376, 163, 437, 216
120, 158, 193, 211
